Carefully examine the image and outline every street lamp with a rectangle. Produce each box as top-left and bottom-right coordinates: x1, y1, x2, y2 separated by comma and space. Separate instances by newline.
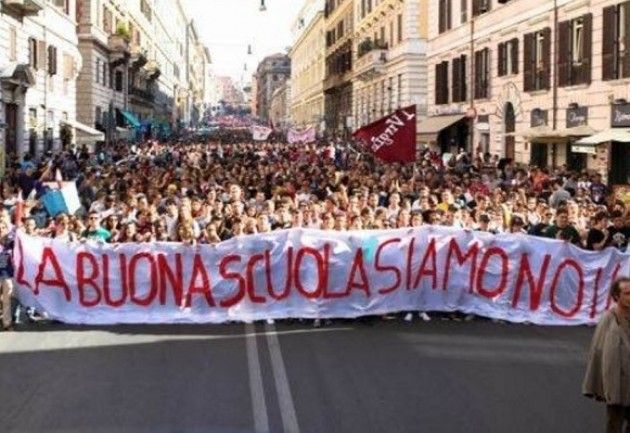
259, 0, 266, 12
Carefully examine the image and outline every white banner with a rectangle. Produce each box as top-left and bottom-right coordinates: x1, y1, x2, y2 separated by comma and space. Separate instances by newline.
13, 228, 630, 325
287, 127, 316, 144
251, 125, 272, 141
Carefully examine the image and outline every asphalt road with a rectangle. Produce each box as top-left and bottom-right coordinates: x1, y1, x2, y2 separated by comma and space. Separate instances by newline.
0, 319, 602, 433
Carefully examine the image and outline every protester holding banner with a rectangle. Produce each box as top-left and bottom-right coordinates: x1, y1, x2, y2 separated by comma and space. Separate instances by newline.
0, 131, 629, 328
0, 221, 14, 331
583, 277, 630, 432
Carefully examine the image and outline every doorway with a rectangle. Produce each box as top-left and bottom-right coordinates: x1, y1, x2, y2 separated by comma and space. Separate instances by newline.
610, 141, 630, 185
504, 103, 515, 161
5, 103, 18, 156
530, 142, 548, 168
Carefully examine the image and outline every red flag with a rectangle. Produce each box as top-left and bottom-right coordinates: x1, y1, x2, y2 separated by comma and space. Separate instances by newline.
353, 105, 417, 163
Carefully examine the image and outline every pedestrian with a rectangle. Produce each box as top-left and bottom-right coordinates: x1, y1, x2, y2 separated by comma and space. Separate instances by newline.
583, 277, 630, 433
0, 221, 14, 331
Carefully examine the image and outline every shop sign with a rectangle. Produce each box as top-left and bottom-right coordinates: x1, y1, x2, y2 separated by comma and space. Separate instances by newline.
611, 103, 630, 127
566, 106, 588, 128
571, 144, 596, 155
531, 109, 548, 127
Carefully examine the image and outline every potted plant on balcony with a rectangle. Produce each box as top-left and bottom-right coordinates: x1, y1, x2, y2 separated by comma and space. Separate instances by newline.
115, 23, 131, 42
358, 38, 373, 58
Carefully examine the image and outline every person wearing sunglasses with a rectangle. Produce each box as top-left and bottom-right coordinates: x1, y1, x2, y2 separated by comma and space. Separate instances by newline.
81, 211, 111, 242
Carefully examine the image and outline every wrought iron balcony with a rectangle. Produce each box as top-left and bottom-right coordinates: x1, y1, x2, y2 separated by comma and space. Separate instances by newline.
354, 48, 387, 82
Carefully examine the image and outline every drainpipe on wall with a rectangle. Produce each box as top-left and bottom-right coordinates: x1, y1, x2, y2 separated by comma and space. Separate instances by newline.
552, 0, 559, 167
469, 12, 475, 153
43, 6, 48, 155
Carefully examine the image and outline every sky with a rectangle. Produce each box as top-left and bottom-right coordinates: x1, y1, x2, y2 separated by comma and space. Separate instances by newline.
186, 0, 303, 86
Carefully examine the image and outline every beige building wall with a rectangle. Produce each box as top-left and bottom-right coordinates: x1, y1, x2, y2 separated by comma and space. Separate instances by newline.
324, 0, 354, 135
289, 0, 326, 129
352, 0, 429, 129
427, 0, 630, 181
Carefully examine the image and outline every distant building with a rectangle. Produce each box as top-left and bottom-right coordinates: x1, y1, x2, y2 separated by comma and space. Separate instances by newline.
323, 0, 353, 137
0, 0, 85, 168
255, 53, 291, 123
426, 0, 630, 185
289, 0, 325, 129
270, 80, 291, 129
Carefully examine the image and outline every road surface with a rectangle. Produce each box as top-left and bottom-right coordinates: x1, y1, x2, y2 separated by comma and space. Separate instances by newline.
0, 319, 601, 433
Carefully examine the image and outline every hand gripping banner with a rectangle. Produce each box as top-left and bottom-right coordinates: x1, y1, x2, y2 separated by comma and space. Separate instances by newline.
13, 228, 630, 325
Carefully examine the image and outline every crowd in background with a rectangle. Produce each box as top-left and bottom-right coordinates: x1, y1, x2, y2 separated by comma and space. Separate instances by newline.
0, 137, 629, 329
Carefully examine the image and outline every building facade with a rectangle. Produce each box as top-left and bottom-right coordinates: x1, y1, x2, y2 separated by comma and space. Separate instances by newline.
270, 80, 291, 129
254, 53, 291, 122
323, 0, 353, 136
75, 0, 209, 143
352, 0, 429, 130
289, 0, 325, 129
1, 0, 86, 167
427, 0, 630, 184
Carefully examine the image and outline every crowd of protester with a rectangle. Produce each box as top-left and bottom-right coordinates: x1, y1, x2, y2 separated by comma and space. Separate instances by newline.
0, 137, 629, 330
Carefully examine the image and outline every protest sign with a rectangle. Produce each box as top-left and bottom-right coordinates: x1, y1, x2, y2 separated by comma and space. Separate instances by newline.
13, 227, 630, 325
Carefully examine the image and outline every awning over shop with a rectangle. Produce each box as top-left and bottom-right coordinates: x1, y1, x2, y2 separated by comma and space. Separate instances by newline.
517, 125, 598, 140
121, 111, 141, 128
516, 125, 556, 138
576, 128, 630, 144
62, 119, 104, 143
554, 125, 598, 137
417, 114, 466, 141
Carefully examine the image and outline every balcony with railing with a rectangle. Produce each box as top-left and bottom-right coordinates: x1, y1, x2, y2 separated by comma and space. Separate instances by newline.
354, 38, 388, 82
130, 45, 148, 70
129, 85, 154, 103
1, 0, 43, 17
108, 34, 130, 67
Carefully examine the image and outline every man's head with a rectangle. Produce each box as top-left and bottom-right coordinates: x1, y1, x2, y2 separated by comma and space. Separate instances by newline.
87, 211, 101, 229
23, 217, 37, 235
610, 277, 630, 311
0, 221, 10, 238
611, 210, 625, 229
555, 209, 569, 228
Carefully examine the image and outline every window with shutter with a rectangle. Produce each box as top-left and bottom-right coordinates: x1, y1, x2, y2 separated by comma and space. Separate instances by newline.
452, 57, 461, 102
439, 0, 452, 33
580, 13, 592, 84
38, 41, 47, 72
602, 5, 618, 81
498, 43, 505, 77
541, 28, 551, 89
9, 27, 17, 62
511, 38, 519, 74
523, 33, 534, 91
558, 21, 571, 87
474, 49, 490, 99
29, 38, 37, 69
460, 55, 467, 101
48, 46, 57, 76
622, 2, 630, 78
473, 0, 491, 16
474, 50, 482, 99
